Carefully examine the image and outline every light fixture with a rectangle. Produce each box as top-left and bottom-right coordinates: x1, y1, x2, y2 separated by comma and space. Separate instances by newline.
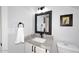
36, 9, 41, 14
41, 7, 48, 13
36, 6, 48, 14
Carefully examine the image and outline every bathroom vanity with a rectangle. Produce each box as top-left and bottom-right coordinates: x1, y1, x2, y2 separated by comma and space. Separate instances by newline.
24, 10, 56, 53
24, 34, 54, 53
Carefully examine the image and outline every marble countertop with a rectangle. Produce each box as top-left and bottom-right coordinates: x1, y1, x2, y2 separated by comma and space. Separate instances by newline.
24, 34, 53, 50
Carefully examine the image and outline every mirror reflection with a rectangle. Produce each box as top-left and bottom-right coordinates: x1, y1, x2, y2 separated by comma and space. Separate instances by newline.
37, 14, 49, 32
35, 11, 52, 35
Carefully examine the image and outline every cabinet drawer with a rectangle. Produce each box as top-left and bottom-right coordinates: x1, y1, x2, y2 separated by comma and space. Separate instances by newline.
25, 42, 33, 53
25, 42, 49, 53
36, 46, 49, 53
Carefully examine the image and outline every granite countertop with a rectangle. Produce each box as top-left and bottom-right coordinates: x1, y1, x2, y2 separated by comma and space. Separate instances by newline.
24, 34, 53, 50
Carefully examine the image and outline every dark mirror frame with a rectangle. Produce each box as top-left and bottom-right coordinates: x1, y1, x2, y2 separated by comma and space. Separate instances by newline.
35, 11, 52, 35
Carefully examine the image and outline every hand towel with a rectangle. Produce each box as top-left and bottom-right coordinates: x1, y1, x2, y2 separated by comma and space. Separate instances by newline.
15, 27, 24, 44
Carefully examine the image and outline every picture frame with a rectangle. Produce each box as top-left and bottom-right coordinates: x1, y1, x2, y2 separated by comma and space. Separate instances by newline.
60, 14, 73, 26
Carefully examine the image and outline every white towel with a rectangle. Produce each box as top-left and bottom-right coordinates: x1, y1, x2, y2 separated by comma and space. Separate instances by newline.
15, 27, 24, 44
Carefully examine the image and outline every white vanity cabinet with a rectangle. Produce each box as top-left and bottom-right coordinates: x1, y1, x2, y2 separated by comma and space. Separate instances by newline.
35, 46, 49, 53
25, 42, 49, 53
35, 46, 45, 53
24, 42, 33, 53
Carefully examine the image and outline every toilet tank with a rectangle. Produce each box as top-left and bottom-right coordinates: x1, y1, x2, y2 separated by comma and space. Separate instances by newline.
57, 42, 79, 53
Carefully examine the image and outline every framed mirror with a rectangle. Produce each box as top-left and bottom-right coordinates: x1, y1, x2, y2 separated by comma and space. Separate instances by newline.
35, 11, 52, 35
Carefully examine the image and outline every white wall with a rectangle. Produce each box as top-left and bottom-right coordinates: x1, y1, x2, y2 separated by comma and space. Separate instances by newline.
46, 6, 79, 46
1, 7, 8, 51
0, 7, 2, 51
8, 6, 36, 52
0, 7, 1, 44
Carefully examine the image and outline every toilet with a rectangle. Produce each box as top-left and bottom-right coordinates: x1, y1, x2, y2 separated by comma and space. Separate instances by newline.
57, 41, 79, 53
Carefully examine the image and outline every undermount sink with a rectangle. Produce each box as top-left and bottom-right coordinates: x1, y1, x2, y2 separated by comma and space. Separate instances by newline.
32, 37, 46, 43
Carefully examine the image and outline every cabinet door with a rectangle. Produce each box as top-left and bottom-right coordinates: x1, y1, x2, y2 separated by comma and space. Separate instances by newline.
36, 46, 49, 53
24, 42, 33, 53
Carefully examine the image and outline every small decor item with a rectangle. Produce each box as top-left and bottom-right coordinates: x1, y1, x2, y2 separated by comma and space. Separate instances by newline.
60, 14, 73, 26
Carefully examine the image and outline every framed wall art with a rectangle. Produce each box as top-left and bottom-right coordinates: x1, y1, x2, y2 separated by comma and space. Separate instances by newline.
60, 14, 73, 26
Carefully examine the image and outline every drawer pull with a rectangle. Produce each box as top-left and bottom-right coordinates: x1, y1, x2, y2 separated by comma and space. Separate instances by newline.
45, 49, 47, 53
34, 47, 36, 53
0, 43, 2, 47
32, 46, 33, 52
